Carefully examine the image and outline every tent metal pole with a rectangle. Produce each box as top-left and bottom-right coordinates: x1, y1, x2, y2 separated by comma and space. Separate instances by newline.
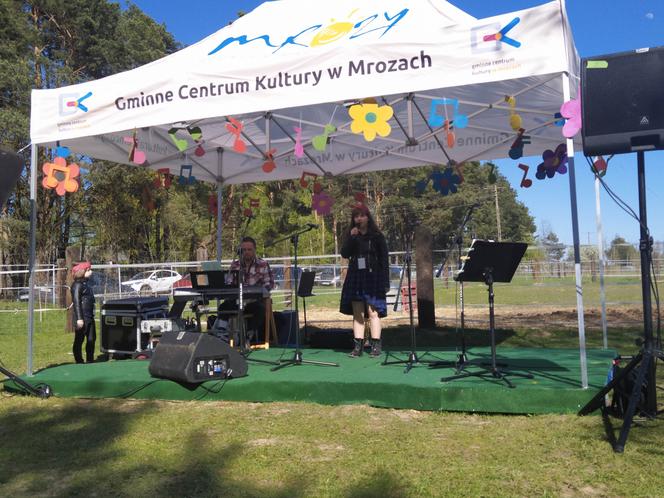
216, 147, 223, 263
562, 72, 588, 388
594, 175, 608, 348
27, 144, 38, 376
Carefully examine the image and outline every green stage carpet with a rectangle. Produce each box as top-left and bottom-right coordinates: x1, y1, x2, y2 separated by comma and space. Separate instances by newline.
4, 347, 615, 414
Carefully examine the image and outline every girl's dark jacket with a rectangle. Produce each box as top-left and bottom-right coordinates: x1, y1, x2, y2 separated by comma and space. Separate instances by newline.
71, 279, 95, 322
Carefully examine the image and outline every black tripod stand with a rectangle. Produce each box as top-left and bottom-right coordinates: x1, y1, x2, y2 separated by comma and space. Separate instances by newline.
271, 225, 338, 371
0, 365, 52, 398
579, 151, 663, 453
440, 240, 534, 388
430, 203, 479, 371
382, 225, 437, 373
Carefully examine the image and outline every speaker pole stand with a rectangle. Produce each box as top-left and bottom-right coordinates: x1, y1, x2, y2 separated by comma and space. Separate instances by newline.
579, 151, 663, 452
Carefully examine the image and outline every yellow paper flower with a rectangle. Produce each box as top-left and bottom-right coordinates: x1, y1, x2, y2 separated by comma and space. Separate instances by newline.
349, 103, 393, 142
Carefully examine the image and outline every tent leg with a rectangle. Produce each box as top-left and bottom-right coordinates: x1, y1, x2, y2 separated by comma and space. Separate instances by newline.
27, 144, 38, 376
594, 176, 608, 349
216, 147, 224, 263
562, 73, 588, 389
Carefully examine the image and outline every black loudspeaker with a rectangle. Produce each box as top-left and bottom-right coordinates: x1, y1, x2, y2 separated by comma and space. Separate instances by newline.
582, 46, 664, 156
0, 149, 25, 206
149, 332, 248, 383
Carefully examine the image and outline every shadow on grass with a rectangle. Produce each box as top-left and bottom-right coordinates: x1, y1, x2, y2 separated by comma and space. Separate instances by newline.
0, 400, 310, 498
345, 468, 408, 498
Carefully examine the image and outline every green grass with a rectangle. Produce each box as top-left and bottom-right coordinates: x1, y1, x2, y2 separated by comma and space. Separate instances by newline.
2, 301, 663, 497
302, 275, 646, 310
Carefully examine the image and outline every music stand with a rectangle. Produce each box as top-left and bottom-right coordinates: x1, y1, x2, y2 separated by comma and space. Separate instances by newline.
271, 227, 338, 371
441, 240, 534, 388
298, 271, 316, 343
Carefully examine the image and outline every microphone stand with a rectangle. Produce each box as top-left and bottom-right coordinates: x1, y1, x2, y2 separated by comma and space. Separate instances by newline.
270, 224, 339, 371
231, 216, 280, 366
382, 222, 438, 373
429, 203, 477, 372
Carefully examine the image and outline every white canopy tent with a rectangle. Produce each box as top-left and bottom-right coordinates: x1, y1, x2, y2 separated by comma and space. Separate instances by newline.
27, 0, 588, 383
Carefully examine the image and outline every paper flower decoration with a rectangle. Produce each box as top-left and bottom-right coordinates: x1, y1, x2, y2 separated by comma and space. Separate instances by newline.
535, 144, 568, 180
431, 168, 460, 196
560, 88, 582, 138
312, 191, 335, 215
42, 157, 80, 196
349, 103, 393, 141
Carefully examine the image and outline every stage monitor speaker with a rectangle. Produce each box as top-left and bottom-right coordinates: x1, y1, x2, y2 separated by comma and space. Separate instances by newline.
581, 46, 664, 156
0, 149, 25, 207
149, 331, 248, 383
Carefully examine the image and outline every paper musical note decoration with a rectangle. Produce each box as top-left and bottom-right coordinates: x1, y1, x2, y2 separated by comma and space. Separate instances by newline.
42, 157, 80, 196
168, 127, 189, 152
226, 117, 247, 153
243, 198, 260, 218
505, 96, 522, 131
535, 144, 568, 180
349, 102, 393, 141
518, 163, 532, 188
428, 98, 468, 129
208, 195, 218, 216
508, 128, 531, 159
177, 164, 196, 185
154, 168, 173, 189
553, 112, 565, 126
262, 149, 277, 173
299, 171, 323, 193
294, 126, 305, 158
123, 130, 146, 165
591, 156, 608, 177
55, 145, 70, 158
560, 87, 582, 138
168, 125, 205, 154
312, 124, 336, 152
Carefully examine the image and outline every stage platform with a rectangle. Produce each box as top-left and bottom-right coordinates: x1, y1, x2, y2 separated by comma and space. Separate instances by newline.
4, 347, 615, 414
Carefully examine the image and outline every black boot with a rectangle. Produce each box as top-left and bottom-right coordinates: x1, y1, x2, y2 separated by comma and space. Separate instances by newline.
349, 338, 363, 357
369, 338, 382, 357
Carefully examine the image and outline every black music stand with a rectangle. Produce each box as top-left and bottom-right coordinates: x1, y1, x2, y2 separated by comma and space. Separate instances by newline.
441, 240, 533, 388
298, 271, 316, 343
271, 227, 338, 371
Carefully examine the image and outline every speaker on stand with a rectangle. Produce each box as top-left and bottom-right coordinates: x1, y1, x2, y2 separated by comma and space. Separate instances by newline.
578, 46, 664, 453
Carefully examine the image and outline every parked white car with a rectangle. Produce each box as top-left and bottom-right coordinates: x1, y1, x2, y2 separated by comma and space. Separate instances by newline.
121, 270, 182, 294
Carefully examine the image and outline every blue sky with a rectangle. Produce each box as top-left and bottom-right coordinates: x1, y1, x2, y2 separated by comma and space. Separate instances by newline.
130, 0, 664, 246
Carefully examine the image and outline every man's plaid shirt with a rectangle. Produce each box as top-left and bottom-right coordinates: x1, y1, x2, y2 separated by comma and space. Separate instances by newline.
229, 257, 274, 291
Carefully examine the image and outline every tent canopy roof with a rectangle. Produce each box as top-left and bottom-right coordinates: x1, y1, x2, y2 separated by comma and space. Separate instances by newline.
30, 0, 579, 184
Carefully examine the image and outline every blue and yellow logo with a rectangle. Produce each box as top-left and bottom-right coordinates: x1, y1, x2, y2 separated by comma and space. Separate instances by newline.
208, 7, 410, 56
58, 91, 93, 116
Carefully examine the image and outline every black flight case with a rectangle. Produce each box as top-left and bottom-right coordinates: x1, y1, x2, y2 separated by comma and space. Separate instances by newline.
101, 297, 169, 356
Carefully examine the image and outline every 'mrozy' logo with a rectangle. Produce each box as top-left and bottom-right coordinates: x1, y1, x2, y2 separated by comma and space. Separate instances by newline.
58, 91, 92, 116
471, 17, 521, 54
208, 8, 409, 56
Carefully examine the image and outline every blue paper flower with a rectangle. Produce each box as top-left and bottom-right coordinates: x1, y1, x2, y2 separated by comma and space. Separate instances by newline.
431, 168, 461, 196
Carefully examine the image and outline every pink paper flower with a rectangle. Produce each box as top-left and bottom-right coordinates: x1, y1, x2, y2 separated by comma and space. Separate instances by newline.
560, 88, 582, 138
312, 191, 334, 216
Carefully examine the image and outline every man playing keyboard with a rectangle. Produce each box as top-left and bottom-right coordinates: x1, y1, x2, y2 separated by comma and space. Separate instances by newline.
217, 236, 274, 349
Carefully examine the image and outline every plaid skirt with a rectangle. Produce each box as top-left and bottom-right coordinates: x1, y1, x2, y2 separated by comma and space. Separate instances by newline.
339, 268, 387, 318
